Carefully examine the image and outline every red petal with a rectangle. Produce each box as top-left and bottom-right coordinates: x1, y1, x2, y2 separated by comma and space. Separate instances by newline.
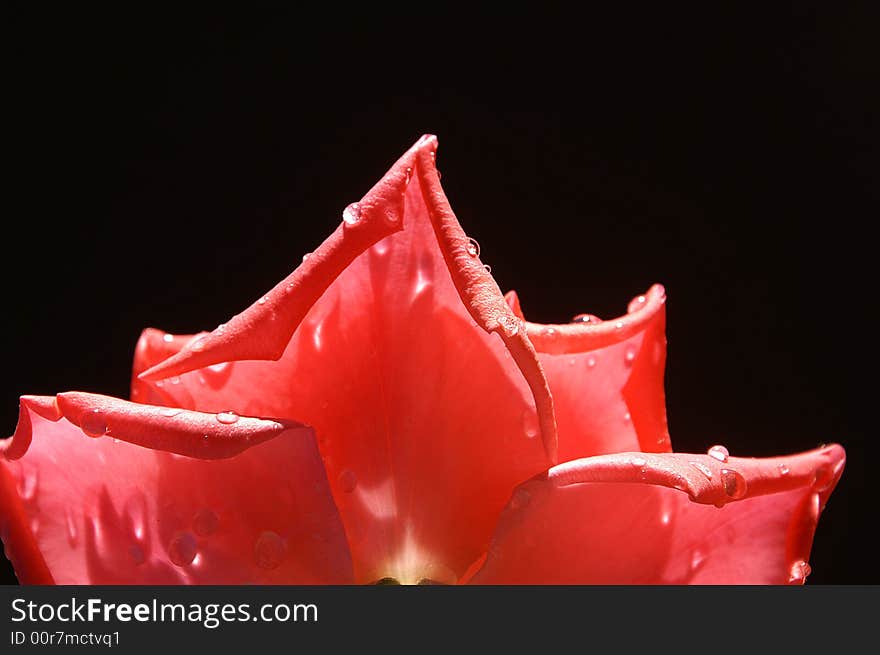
129, 136, 557, 583
470, 444, 844, 584
130, 328, 205, 405
516, 284, 670, 459
0, 396, 352, 584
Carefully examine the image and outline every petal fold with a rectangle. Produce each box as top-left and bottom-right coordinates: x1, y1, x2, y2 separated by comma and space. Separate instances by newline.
470, 444, 844, 584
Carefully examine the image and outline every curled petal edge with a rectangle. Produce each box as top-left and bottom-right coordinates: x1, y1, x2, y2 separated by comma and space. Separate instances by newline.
525, 283, 667, 355
1, 392, 307, 461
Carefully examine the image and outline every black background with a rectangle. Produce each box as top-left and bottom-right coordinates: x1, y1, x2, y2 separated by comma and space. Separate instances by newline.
3, 6, 875, 584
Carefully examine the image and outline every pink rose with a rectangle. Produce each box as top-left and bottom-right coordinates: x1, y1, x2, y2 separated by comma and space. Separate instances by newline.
0, 135, 844, 584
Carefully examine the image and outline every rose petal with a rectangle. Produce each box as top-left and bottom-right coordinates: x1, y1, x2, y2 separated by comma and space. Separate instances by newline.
129, 136, 558, 583
513, 284, 671, 458
0, 396, 352, 584
130, 328, 206, 405
469, 444, 844, 584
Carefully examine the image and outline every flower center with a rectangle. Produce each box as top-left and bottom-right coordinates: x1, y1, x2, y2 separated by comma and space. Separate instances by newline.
371, 577, 448, 585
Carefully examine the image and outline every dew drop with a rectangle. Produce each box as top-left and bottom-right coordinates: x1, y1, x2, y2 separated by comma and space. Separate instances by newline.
162, 333, 174, 343
671, 474, 687, 491
404, 167, 412, 184
254, 530, 286, 570
545, 327, 556, 336
586, 354, 597, 369
168, 532, 198, 566
778, 463, 790, 476
568, 357, 576, 366
788, 560, 812, 584
623, 411, 631, 423
216, 411, 240, 425
624, 345, 637, 365
190, 337, 206, 352
19, 467, 38, 501
465, 238, 480, 257
81, 409, 107, 438
66, 511, 78, 547
690, 548, 706, 571
571, 313, 601, 324
521, 409, 539, 439
813, 465, 834, 492
160, 407, 181, 418
484, 264, 492, 274
129, 544, 146, 566
342, 202, 361, 226
689, 461, 713, 479
339, 469, 358, 493
193, 509, 219, 537
615, 321, 624, 330
720, 468, 747, 499
631, 456, 648, 468
257, 295, 269, 305
510, 488, 531, 510
302, 252, 312, 262
169, 376, 181, 385
707, 445, 729, 463
627, 295, 647, 314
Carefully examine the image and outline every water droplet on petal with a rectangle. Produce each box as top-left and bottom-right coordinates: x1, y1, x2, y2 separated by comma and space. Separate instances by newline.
339, 469, 358, 493
631, 456, 648, 468
162, 333, 174, 343
720, 468, 748, 499
193, 509, 219, 536
465, 238, 480, 257
342, 202, 361, 226
788, 560, 811, 584
671, 474, 687, 491
813, 465, 834, 492
624, 345, 637, 365
521, 409, 539, 439
81, 409, 107, 438
623, 411, 631, 423
586, 354, 598, 368
510, 488, 531, 510
19, 467, 38, 501
258, 295, 269, 305
707, 445, 729, 462
571, 313, 601, 324
627, 295, 647, 314
778, 463, 790, 476
190, 337, 206, 352
160, 407, 181, 418
545, 327, 556, 336
66, 511, 78, 547
168, 532, 198, 566
254, 530, 286, 570
615, 321, 624, 330
404, 167, 412, 184
690, 548, 706, 571
216, 411, 239, 425
690, 461, 713, 479
484, 264, 492, 274
169, 376, 181, 385
302, 252, 311, 262
129, 544, 146, 565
